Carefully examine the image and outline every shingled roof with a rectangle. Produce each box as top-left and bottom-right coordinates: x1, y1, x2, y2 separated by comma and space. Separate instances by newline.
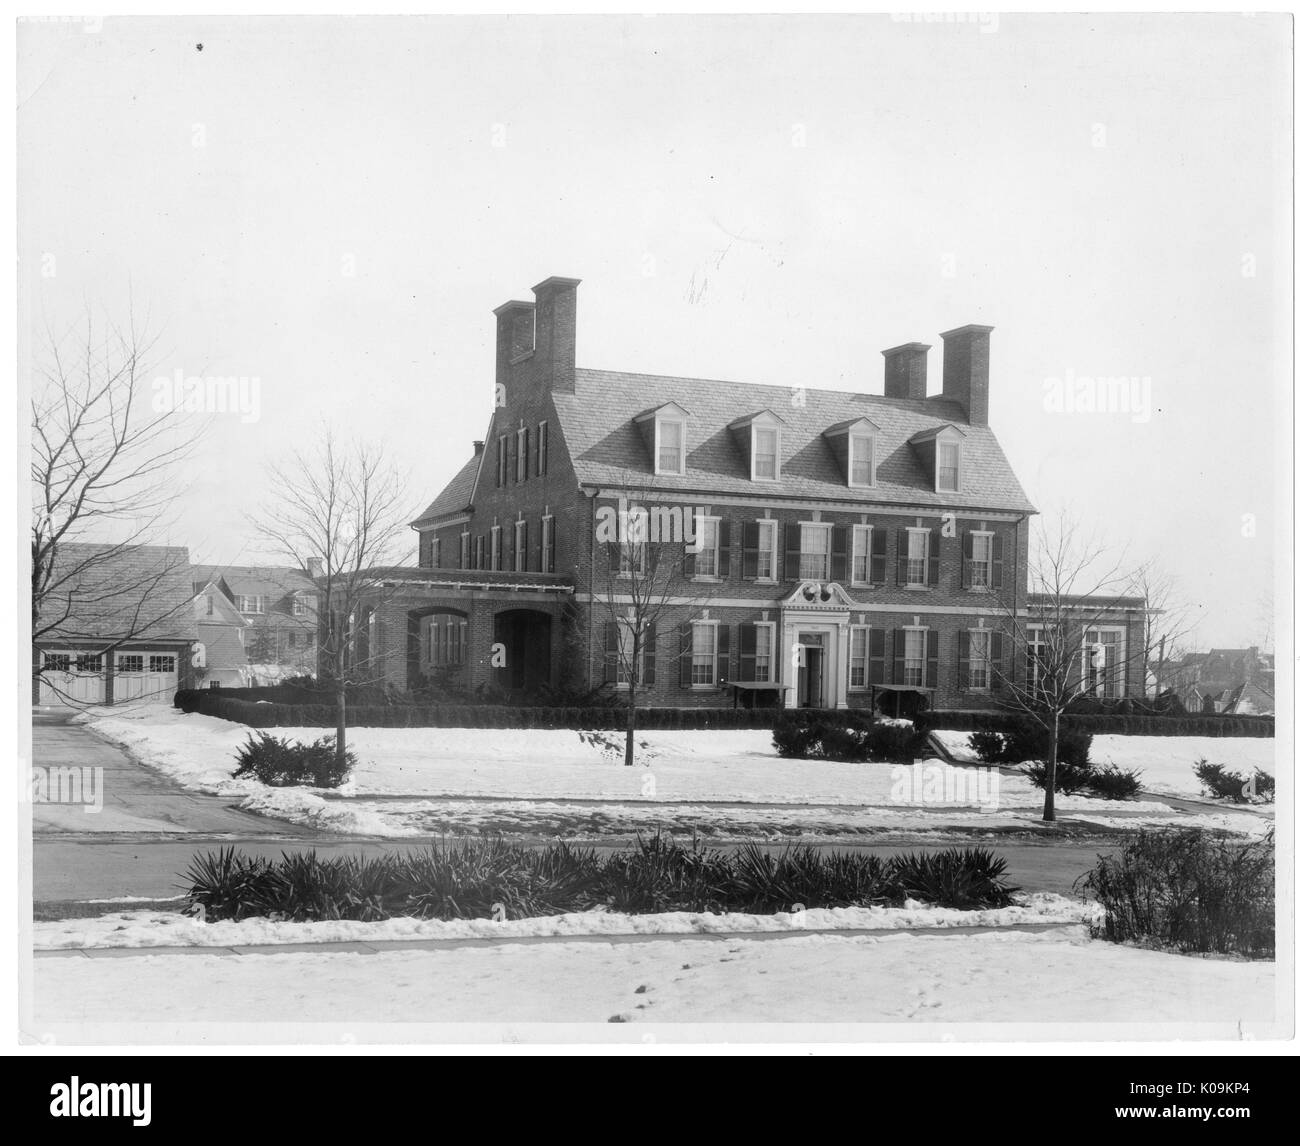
37, 543, 196, 643
554, 369, 1037, 512
191, 563, 316, 600
412, 454, 482, 525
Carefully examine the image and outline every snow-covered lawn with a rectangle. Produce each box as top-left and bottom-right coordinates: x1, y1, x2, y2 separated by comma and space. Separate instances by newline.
33, 928, 1274, 1029
34, 892, 1097, 949
78, 707, 1272, 838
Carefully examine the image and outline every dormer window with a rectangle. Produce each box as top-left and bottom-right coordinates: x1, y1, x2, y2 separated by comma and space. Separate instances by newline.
908, 423, 966, 494
823, 416, 880, 489
729, 410, 785, 483
938, 442, 961, 492
658, 419, 684, 474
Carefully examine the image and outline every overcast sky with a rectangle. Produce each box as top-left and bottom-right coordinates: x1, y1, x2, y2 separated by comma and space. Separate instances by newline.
18, 13, 1290, 649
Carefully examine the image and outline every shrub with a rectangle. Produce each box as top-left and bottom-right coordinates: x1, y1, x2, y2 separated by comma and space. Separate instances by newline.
232, 732, 355, 788
864, 720, 924, 763
771, 711, 916, 762
969, 730, 1007, 763
889, 847, 1019, 909
1023, 758, 1094, 795
1077, 828, 1274, 957
1086, 764, 1144, 800
1193, 759, 1274, 804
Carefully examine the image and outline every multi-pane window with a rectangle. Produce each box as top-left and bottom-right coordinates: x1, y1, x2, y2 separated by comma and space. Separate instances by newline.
149, 655, 176, 675
690, 622, 717, 686
615, 619, 645, 687
754, 623, 774, 683
516, 427, 529, 482
541, 516, 555, 573
117, 654, 145, 673
851, 525, 873, 584
490, 526, 502, 571
850, 434, 874, 486
905, 530, 929, 586
430, 537, 441, 570
969, 630, 992, 690
537, 421, 549, 476
1082, 628, 1124, 699
75, 654, 102, 672
756, 520, 776, 580
849, 626, 869, 689
44, 653, 71, 672
938, 442, 960, 492
799, 523, 831, 579
903, 629, 926, 686
238, 595, 266, 615
967, 533, 993, 589
460, 532, 471, 569
1028, 626, 1050, 693
753, 428, 779, 480
694, 518, 720, 577
428, 617, 466, 666
497, 436, 509, 487
514, 521, 528, 573
292, 594, 310, 617
658, 419, 684, 474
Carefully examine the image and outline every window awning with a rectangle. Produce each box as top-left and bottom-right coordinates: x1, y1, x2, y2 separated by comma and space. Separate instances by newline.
730, 681, 793, 691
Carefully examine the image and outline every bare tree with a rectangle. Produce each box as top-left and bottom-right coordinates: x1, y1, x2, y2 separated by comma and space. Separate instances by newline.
987, 515, 1188, 821
589, 489, 715, 766
255, 431, 411, 781
31, 309, 202, 697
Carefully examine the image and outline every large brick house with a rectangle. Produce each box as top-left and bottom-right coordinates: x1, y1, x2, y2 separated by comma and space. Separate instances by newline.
355, 276, 1146, 711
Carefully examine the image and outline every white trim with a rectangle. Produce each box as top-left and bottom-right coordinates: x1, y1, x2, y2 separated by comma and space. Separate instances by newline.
750, 424, 781, 482
847, 622, 870, 691
691, 515, 722, 579
937, 440, 962, 493
689, 618, 721, 688
755, 518, 777, 582
752, 619, 777, 683
655, 417, 686, 476
588, 486, 1032, 521
850, 523, 873, 587
797, 520, 832, 580
848, 431, 875, 488
573, 592, 1021, 615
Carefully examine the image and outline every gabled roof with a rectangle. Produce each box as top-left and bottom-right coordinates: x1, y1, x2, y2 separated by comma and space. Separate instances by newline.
412, 453, 481, 526
190, 564, 316, 600
37, 543, 196, 643
554, 369, 1036, 512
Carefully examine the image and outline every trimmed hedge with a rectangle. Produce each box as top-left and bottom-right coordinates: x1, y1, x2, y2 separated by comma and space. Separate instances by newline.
175, 688, 781, 730
915, 710, 1273, 738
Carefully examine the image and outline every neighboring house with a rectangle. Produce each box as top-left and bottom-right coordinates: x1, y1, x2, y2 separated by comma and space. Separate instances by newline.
190, 564, 319, 684
33, 543, 197, 706
346, 275, 1147, 710
1161, 646, 1274, 715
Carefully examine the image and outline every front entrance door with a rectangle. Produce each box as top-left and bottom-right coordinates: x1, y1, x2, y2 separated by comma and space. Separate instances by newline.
797, 632, 825, 708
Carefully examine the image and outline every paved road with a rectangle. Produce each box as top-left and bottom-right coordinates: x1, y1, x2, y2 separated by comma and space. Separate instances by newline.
32, 720, 1119, 905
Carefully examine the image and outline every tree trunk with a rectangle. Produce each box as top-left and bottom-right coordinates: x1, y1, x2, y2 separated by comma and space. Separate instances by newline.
624, 678, 637, 767
1043, 712, 1059, 822
332, 677, 347, 787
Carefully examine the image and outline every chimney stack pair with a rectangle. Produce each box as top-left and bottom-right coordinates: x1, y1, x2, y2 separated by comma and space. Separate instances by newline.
881, 325, 994, 425
493, 276, 581, 399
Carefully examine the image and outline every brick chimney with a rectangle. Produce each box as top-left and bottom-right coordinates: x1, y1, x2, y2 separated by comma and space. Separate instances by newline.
939, 324, 994, 425
493, 299, 535, 392
532, 276, 581, 394
472, 440, 484, 456
882, 342, 931, 400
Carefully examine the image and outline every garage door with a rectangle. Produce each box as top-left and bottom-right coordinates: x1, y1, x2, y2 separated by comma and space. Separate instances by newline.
38, 651, 106, 706
114, 652, 179, 703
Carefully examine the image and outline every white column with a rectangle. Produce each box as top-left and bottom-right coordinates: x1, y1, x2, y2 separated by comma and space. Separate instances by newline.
834, 623, 850, 708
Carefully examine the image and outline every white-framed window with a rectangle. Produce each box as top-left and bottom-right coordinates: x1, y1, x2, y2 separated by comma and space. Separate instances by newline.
43, 652, 71, 673
117, 653, 145, 673
968, 531, 993, 589
1082, 627, 1125, 699
752, 426, 780, 481
237, 595, 266, 615
514, 520, 528, 572
149, 654, 177, 675
460, 531, 471, 569
849, 433, 874, 487
490, 525, 502, 571
541, 515, 555, 573
938, 442, 961, 492
537, 421, 549, 476
849, 625, 870, 690
969, 629, 992, 690
292, 594, 310, 617
754, 622, 774, 683
905, 529, 929, 587
205, 595, 214, 617
756, 519, 777, 581
903, 628, 926, 687
429, 536, 441, 570
657, 418, 685, 475
614, 618, 647, 688
496, 435, 509, 487
516, 427, 529, 482
619, 537, 647, 577
693, 517, 720, 578
799, 522, 831, 580
1027, 625, 1050, 693
74, 654, 102, 673
691, 621, 718, 687
851, 525, 873, 585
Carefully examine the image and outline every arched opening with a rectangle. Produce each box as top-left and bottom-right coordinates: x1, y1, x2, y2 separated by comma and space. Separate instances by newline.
406, 606, 470, 695
493, 608, 553, 696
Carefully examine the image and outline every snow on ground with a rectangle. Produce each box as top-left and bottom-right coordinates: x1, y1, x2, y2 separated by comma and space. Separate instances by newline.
79, 707, 1270, 839
34, 892, 1098, 949
1089, 735, 1275, 800
34, 928, 1274, 1027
